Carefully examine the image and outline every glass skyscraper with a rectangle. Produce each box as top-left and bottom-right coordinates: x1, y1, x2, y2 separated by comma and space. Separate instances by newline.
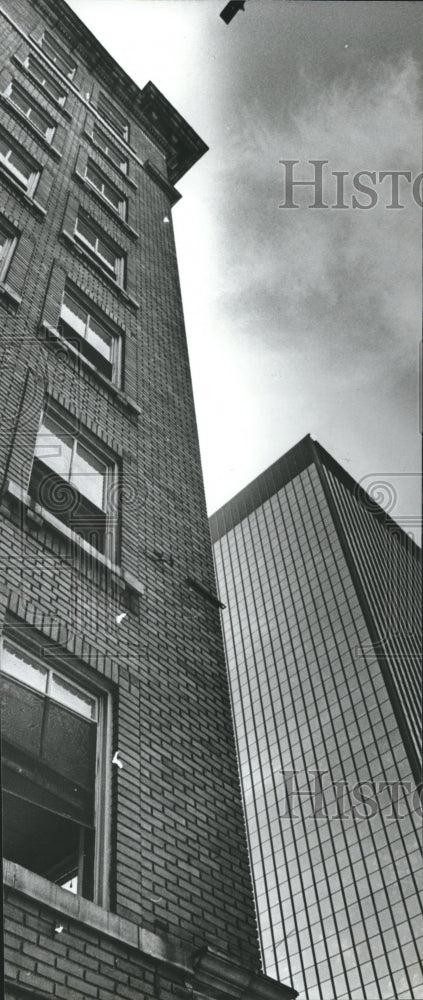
210, 436, 422, 1000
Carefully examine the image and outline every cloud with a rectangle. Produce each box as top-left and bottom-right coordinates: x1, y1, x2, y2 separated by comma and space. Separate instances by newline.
207, 53, 421, 362
189, 53, 421, 515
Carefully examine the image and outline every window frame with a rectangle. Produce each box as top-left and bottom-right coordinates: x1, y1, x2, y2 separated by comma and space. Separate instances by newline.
85, 159, 127, 220
5, 82, 55, 142
29, 404, 120, 564
59, 285, 122, 386
74, 211, 125, 286
0, 133, 39, 195
0, 219, 17, 283
0, 633, 111, 904
97, 92, 129, 141
39, 30, 77, 81
92, 124, 128, 174
24, 53, 67, 106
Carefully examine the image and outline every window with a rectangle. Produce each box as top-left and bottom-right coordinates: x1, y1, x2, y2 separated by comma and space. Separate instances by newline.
97, 92, 129, 141
0, 219, 17, 281
40, 30, 76, 80
74, 212, 125, 285
85, 160, 127, 219
59, 286, 121, 384
25, 54, 67, 106
6, 83, 55, 141
29, 407, 119, 561
0, 637, 108, 899
0, 134, 39, 194
93, 124, 128, 174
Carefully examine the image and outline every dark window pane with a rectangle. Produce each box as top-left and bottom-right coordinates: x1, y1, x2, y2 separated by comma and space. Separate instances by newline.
1, 676, 44, 755
2, 791, 82, 877
42, 700, 96, 789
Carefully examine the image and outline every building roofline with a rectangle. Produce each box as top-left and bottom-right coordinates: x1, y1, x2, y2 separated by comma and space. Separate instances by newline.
209, 436, 421, 560
30, 0, 208, 182
209, 435, 314, 541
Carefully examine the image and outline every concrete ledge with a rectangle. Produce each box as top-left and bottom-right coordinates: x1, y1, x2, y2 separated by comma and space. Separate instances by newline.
3, 865, 298, 1000
39, 321, 142, 416
192, 946, 298, 1000
3, 861, 191, 973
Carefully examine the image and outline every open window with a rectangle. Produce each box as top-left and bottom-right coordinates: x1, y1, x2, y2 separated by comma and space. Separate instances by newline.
97, 92, 129, 141
0, 638, 110, 899
74, 211, 125, 286
0, 133, 39, 195
29, 404, 119, 562
5, 82, 55, 142
85, 159, 127, 220
24, 54, 67, 106
93, 124, 128, 174
0, 219, 17, 281
59, 285, 122, 384
39, 30, 77, 81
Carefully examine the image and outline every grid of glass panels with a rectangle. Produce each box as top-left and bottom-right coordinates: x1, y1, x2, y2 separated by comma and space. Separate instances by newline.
323, 464, 422, 768
213, 462, 423, 1000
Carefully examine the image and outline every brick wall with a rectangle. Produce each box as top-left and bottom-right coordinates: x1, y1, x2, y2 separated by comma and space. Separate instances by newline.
0, 0, 263, 992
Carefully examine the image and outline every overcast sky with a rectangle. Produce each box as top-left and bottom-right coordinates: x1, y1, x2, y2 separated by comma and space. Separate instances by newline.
68, 0, 422, 534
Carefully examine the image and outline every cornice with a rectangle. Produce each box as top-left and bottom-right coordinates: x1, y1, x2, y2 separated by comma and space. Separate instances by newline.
29, 0, 208, 182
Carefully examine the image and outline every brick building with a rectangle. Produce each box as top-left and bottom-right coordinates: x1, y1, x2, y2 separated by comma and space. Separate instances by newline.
0, 2, 297, 999
210, 436, 422, 1000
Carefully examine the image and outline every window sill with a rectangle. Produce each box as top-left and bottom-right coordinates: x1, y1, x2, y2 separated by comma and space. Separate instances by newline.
39, 321, 141, 416
0, 281, 22, 307
3, 860, 190, 971
0, 162, 46, 217
3, 862, 298, 1000
6, 480, 145, 598
7, 478, 120, 571
61, 229, 140, 309
83, 130, 138, 190
11, 55, 73, 122
0, 94, 61, 160
74, 169, 139, 240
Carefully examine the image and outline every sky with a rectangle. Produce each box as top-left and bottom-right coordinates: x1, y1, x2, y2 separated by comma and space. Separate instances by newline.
68, 0, 422, 535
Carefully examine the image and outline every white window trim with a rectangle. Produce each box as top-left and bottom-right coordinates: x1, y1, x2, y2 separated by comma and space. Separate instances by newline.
31, 405, 120, 564
98, 92, 129, 142
0, 226, 17, 283
74, 214, 125, 286
1, 634, 112, 907
92, 124, 128, 174
0, 138, 39, 195
40, 31, 76, 81
85, 160, 127, 220
60, 287, 122, 386
24, 54, 67, 106
5, 82, 55, 142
